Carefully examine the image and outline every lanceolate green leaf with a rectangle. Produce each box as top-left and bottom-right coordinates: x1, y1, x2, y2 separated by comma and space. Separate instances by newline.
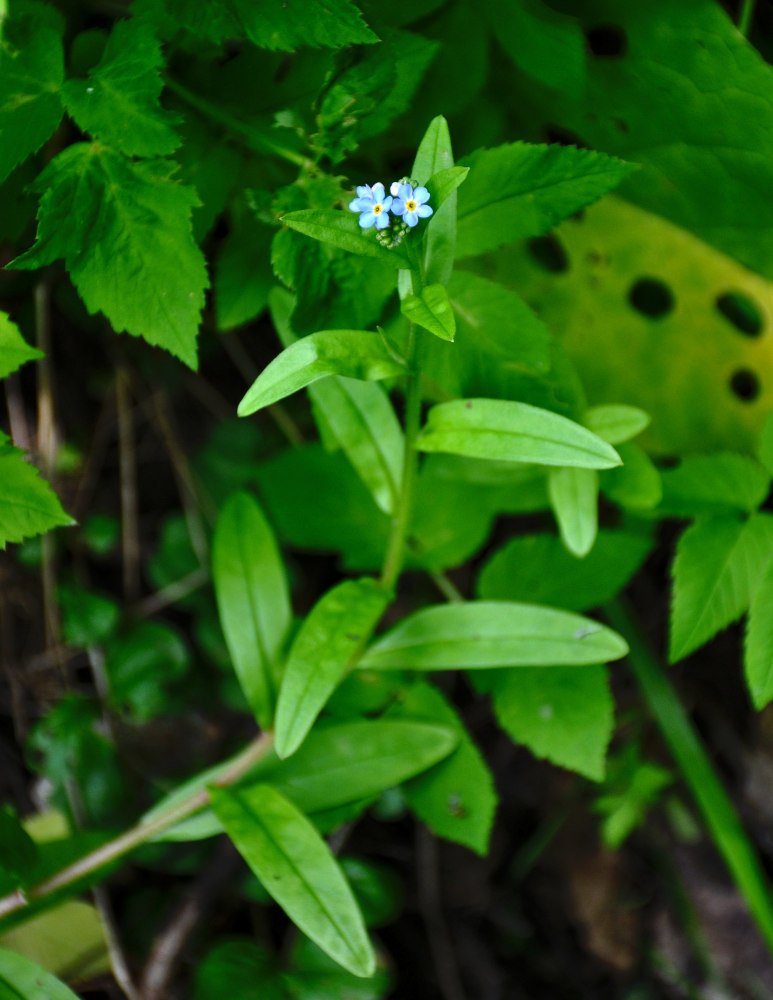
0, 4, 64, 184
283, 210, 410, 267
417, 398, 621, 468
12, 144, 207, 369
359, 601, 628, 670
275, 579, 391, 759
412, 118, 458, 286
548, 467, 598, 558
210, 784, 376, 977
212, 491, 291, 729
401, 284, 456, 342
745, 561, 773, 710
670, 513, 773, 663
584, 405, 651, 445
456, 142, 636, 258
238, 331, 406, 416
423, 165, 469, 213
308, 377, 404, 515
61, 19, 180, 156
0, 434, 74, 548
0, 946, 81, 999
0, 312, 43, 378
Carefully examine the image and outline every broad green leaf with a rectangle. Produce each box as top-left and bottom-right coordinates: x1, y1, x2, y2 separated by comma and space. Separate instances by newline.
213, 491, 291, 729
0, 946, 80, 999
12, 145, 207, 369
61, 19, 179, 156
283, 210, 410, 267
422, 270, 553, 404
145, 718, 457, 841
308, 377, 403, 515
745, 561, 773, 710
194, 941, 283, 1000
215, 215, 274, 330
0, 312, 43, 378
599, 442, 662, 510
478, 529, 653, 613
0, 3, 64, 184
359, 601, 628, 670
593, 747, 673, 850
456, 142, 636, 258
210, 784, 376, 977
275, 579, 391, 759
670, 513, 773, 663
584, 405, 650, 445
412, 118, 457, 286
548, 467, 598, 557
0, 901, 110, 984
0, 437, 73, 548
656, 453, 770, 518
485, 0, 586, 91
474, 665, 613, 781
228, 0, 377, 51
401, 284, 455, 342
105, 622, 189, 723
417, 398, 621, 468
59, 586, 119, 648
286, 935, 391, 999
238, 330, 406, 416
389, 683, 497, 854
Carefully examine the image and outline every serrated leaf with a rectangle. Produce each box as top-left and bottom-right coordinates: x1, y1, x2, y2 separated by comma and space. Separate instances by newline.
213, 492, 290, 729
584, 405, 650, 445
670, 513, 773, 663
599, 442, 662, 510
0, 3, 64, 184
238, 330, 406, 416
656, 453, 770, 518
0, 439, 73, 548
359, 601, 628, 670
12, 145, 207, 369
548, 467, 598, 557
210, 784, 376, 977
283, 209, 410, 266
478, 529, 653, 613
401, 284, 455, 341
417, 398, 621, 468
475, 665, 613, 781
0, 946, 81, 999
456, 142, 636, 258
308, 377, 403, 515
0, 311, 43, 378
745, 561, 773, 709
275, 579, 391, 759
389, 682, 497, 854
61, 19, 179, 156
230, 0, 377, 51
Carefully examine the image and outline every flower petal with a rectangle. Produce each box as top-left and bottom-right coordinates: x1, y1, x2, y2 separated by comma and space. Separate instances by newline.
399, 183, 413, 201
390, 181, 401, 197
382, 196, 393, 212
356, 185, 372, 199
416, 203, 433, 218
349, 197, 371, 212
391, 199, 405, 215
375, 212, 390, 229
404, 210, 418, 227
359, 211, 377, 228
414, 186, 430, 205
372, 182, 386, 201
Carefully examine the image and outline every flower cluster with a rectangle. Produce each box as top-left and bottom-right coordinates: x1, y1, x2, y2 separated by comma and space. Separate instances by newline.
348, 177, 433, 246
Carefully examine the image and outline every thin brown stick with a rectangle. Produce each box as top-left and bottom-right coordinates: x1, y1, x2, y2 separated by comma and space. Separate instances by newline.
4, 373, 32, 452
416, 824, 468, 1000
139, 840, 242, 999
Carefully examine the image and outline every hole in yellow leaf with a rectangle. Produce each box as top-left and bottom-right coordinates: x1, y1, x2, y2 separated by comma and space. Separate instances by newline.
628, 277, 674, 319
716, 292, 764, 338
730, 368, 761, 402
527, 235, 569, 273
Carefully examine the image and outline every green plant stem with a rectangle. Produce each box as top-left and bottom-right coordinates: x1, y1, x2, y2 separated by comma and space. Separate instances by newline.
739, 0, 756, 36
164, 76, 314, 171
604, 598, 773, 954
380, 324, 424, 592
0, 732, 274, 922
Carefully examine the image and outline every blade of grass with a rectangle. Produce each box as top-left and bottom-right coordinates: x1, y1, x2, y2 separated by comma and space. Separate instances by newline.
604, 598, 773, 955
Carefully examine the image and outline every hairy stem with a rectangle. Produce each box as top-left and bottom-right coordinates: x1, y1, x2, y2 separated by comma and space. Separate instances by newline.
0, 732, 274, 922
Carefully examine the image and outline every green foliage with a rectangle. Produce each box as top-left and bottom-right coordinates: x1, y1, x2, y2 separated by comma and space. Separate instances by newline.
0, 946, 80, 999
0, 433, 73, 548
400, 284, 456, 341
593, 747, 673, 849
210, 783, 376, 977
547, 467, 599, 558
283, 210, 411, 267
13, 145, 207, 367
212, 491, 291, 729
656, 453, 771, 517
0, 312, 43, 378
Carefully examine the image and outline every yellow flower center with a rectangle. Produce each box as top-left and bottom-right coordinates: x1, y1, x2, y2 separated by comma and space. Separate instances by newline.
406, 200, 417, 211
373, 204, 382, 214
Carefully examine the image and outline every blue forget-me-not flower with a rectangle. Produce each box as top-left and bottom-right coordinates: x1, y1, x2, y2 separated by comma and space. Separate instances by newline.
349, 183, 393, 229
391, 183, 433, 227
